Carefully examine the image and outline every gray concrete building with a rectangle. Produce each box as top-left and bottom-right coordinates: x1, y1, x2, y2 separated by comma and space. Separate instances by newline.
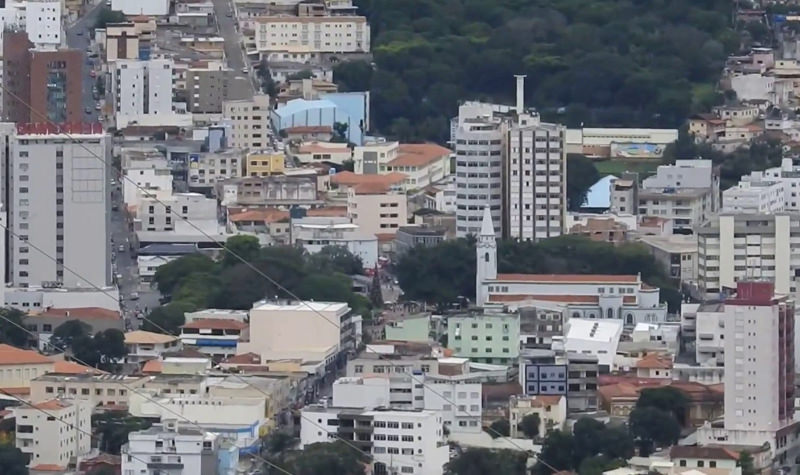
7, 123, 110, 289
185, 62, 228, 114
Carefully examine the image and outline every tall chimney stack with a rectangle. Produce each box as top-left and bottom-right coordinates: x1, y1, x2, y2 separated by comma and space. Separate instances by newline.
515, 75, 526, 114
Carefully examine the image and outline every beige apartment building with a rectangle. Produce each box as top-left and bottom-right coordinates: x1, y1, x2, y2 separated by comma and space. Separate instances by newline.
0, 344, 54, 390
223, 95, 271, 151
347, 183, 408, 236
15, 399, 92, 469
255, 16, 370, 54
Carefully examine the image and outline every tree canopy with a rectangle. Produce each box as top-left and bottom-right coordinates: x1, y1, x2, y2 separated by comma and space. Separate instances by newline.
0, 442, 27, 475
342, 0, 739, 141
518, 413, 541, 439
93, 411, 152, 455
533, 418, 634, 474
566, 154, 600, 211
0, 308, 29, 348
445, 448, 528, 475
636, 386, 689, 426
278, 441, 367, 475
148, 239, 373, 336
629, 407, 682, 455
396, 234, 681, 310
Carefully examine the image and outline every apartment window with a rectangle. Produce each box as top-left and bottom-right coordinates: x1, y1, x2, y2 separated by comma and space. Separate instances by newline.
354, 365, 363, 373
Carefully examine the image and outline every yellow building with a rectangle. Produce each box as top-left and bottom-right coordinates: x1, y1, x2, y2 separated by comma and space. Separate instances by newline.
246, 152, 285, 177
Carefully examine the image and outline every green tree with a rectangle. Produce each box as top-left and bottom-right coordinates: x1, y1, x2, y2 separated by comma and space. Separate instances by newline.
369, 267, 383, 308
280, 441, 367, 475
332, 122, 349, 143
629, 407, 681, 455
49, 320, 91, 352
0, 442, 28, 475
566, 154, 600, 210
0, 308, 29, 348
333, 60, 373, 92
636, 386, 689, 426
153, 254, 216, 296
738, 451, 756, 475
93, 329, 127, 370
94, 7, 126, 29
445, 448, 527, 475
308, 246, 364, 275
93, 412, 152, 455
221, 235, 262, 269
141, 301, 195, 335
518, 413, 541, 439
72, 334, 101, 368
578, 455, 626, 475
534, 430, 575, 475
396, 238, 476, 304
487, 419, 510, 438
287, 70, 315, 80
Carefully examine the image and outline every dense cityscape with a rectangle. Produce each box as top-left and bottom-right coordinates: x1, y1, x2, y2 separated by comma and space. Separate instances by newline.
0, 0, 796, 474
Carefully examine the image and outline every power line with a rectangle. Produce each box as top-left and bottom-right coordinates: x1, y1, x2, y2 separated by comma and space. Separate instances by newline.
0, 83, 558, 471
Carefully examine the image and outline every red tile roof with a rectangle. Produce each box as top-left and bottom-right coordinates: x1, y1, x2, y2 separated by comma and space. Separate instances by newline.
229, 208, 289, 223
285, 126, 332, 134
222, 352, 261, 365
331, 170, 407, 187
353, 182, 391, 194
29, 464, 67, 472
0, 344, 53, 365
669, 446, 739, 461
387, 143, 451, 167
488, 294, 636, 304
37, 307, 121, 320
51, 360, 107, 375
182, 318, 248, 330
32, 399, 70, 410
306, 206, 348, 217
493, 274, 640, 283
141, 359, 163, 374
635, 354, 673, 369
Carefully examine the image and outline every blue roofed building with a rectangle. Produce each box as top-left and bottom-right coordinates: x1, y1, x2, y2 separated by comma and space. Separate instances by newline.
270, 91, 369, 144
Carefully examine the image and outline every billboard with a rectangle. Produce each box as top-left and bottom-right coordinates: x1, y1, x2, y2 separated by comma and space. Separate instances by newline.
609, 142, 665, 159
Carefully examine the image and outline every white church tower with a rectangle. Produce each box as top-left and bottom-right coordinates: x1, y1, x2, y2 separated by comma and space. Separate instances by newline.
476, 205, 498, 306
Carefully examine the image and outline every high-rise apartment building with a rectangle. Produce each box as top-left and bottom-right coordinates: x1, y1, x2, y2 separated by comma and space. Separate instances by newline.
25, 0, 61, 48
697, 213, 800, 298
2, 30, 82, 124
506, 112, 566, 241
185, 60, 227, 114
222, 94, 270, 151
112, 58, 174, 127
7, 123, 110, 289
453, 102, 506, 238
698, 281, 800, 467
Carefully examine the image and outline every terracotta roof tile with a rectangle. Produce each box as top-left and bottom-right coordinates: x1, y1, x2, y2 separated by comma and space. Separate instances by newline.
285, 126, 332, 134
635, 354, 673, 369
29, 464, 67, 472
493, 273, 640, 283
298, 142, 350, 154
669, 446, 739, 461
353, 182, 391, 194
229, 208, 289, 223
51, 360, 107, 375
124, 331, 178, 345
0, 344, 53, 365
141, 359, 163, 374
222, 352, 261, 365
181, 318, 248, 330
306, 206, 348, 217
32, 399, 70, 410
387, 143, 452, 167
331, 170, 407, 187
37, 307, 121, 320
488, 294, 636, 304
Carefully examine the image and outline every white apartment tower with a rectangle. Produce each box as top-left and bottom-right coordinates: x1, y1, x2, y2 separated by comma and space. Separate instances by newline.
697, 213, 800, 298
112, 59, 174, 127
25, 0, 61, 49
454, 103, 506, 237
698, 281, 799, 468
7, 123, 110, 289
506, 113, 566, 240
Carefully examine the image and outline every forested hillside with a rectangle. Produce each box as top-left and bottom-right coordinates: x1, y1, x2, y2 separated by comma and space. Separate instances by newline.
334, 0, 739, 142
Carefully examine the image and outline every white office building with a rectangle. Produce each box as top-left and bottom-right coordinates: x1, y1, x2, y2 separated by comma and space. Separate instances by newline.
722, 180, 785, 213
25, 0, 61, 48
112, 59, 175, 128
638, 159, 720, 232
122, 155, 174, 208
111, 0, 170, 16
740, 158, 800, 211
291, 216, 378, 268
137, 192, 217, 233
453, 102, 506, 237
506, 111, 566, 241
122, 423, 225, 475
301, 404, 448, 475
7, 124, 110, 289
697, 213, 800, 298
15, 398, 92, 469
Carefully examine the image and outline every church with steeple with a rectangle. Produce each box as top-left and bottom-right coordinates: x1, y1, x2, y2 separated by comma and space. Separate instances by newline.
474, 206, 667, 325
